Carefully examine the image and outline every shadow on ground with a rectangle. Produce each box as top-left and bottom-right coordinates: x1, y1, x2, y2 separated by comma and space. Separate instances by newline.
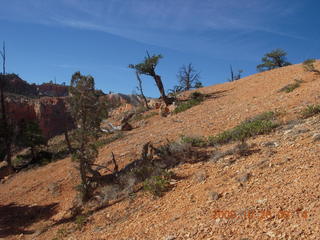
0, 202, 58, 238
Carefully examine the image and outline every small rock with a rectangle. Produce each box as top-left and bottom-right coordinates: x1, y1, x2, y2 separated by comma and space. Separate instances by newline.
0, 161, 7, 168
261, 141, 279, 148
210, 151, 226, 163
256, 159, 269, 168
47, 182, 61, 197
170, 180, 178, 185
236, 173, 251, 183
296, 128, 310, 134
168, 103, 177, 113
284, 130, 293, 135
121, 122, 133, 131
93, 226, 104, 232
264, 149, 276, 157
208, 191, 221, 201
312, 133, 320, 142
266, 231, 276, 238
32, 229, 44, 237
225, 159, 236, 166
224, 155, 233, 161
159, 103, 170, 117
282, 125, 293, 131
257, 199, 267, 204
194, 171, 207, 183
164, 235, 176, 240
171, 216, 180, 221
120, 112, 135, 124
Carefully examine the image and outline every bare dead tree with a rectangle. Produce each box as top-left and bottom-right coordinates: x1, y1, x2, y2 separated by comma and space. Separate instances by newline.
177, 63, 202, 91
135, 71, 149, 109
0, 42, 5, 75
229, 65, 234, 82
111, 152, 118, 173
228, 65, 243, 82
0, 41, 13, 172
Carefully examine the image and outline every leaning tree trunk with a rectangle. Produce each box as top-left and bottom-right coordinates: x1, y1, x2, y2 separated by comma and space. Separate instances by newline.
153, 75, 170, 106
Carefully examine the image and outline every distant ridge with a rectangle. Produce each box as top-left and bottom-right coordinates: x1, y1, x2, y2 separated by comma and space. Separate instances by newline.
3, 74, 68, 97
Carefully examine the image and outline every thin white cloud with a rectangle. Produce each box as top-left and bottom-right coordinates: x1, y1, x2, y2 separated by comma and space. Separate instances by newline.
0, 0, 304, 52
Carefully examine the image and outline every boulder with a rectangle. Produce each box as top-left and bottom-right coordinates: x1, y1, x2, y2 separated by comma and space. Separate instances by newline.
121, 122, 133, 131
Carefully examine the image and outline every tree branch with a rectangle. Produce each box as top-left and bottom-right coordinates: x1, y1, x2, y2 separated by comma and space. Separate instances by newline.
111, 152, 118, 173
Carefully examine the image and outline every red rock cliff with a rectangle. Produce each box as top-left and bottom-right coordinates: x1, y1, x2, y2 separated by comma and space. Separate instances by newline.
6, 96, 74, 139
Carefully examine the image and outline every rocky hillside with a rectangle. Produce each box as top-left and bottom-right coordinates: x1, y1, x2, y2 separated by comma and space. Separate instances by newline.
1, 62, 320, 239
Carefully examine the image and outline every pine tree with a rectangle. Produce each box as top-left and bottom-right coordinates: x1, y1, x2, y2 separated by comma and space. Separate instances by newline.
68, 71, 106, 202
257, 49, 291, 72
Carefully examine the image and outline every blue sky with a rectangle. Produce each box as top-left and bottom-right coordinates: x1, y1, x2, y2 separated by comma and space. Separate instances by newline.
0, 0, 319, 96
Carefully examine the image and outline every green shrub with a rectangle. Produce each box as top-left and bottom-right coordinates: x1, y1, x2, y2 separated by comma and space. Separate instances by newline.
301, 105, 320, 118
208, 130, 234, 145
12, 150, 53, 168
167, 141, 192, 155
143, 170, 173, 197
95, 132, 124, 148
279, 79, 302, 93
245, 111, 277, 122
173, 91, 206, 114
55, 228, 69, 239
12, 154, 29, 167
173, 98, 202, 114
180, 135, 207, 147
303, 59, 318, 72
208, 113, 278, 145
75, 215, 88, 230
133, 164, 155, 181
131, 111, 157, 122
190, 91, 204, 100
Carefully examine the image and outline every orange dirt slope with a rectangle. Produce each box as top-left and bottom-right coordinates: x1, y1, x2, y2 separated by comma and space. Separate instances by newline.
1, 62, 320, 240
